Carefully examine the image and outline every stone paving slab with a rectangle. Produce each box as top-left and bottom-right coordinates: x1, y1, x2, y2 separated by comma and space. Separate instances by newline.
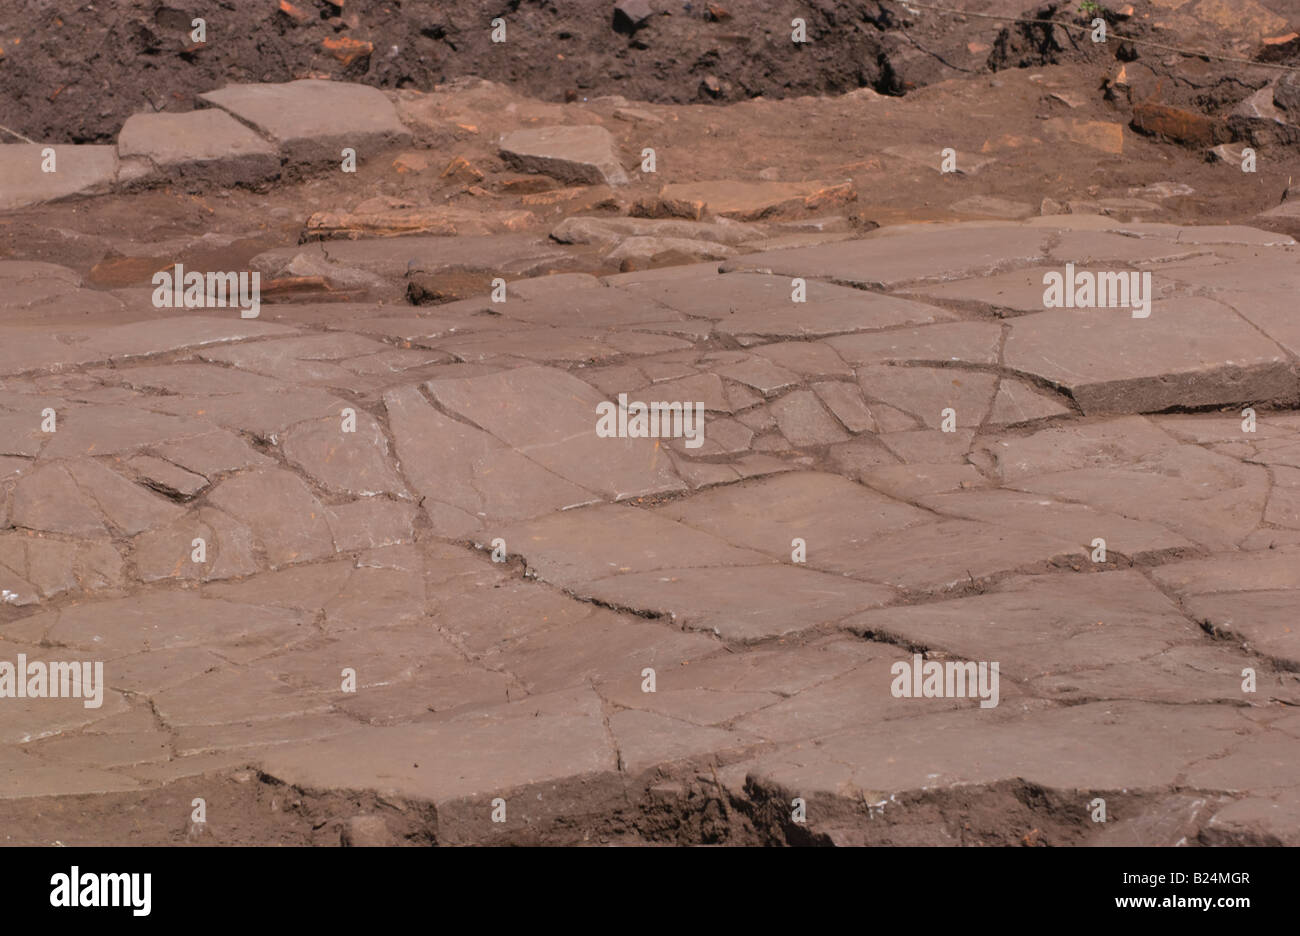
1004, 298, 1296, 415
199, 80, 411, 168
252, 234, 571, 283
726, 701, 1260, 804
0, 145, 119, 211
1, 214, 1298, 844
117, 109, 280, 187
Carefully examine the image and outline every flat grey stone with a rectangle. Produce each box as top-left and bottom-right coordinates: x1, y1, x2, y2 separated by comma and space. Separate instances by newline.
1004, 298, 1296, 414
118, 109, 280, 187
198, 80, 411, 168
0, 144, 118, 211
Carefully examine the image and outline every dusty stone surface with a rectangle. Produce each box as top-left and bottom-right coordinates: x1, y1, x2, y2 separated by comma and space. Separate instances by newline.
0, 145, 119, 211
3, 59, 1300, 847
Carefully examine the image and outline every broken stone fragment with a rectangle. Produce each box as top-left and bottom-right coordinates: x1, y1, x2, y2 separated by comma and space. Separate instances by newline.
613, 0, 654, 34
1275, 72, 1300, 114
498, 125, 629, 186
1131, 102, 1232, 148
322, 36, 373, 67
117, 109, 280, 189
198, 80, 412, 170
127, 455, 209, 500
1207, 142, 1249, 164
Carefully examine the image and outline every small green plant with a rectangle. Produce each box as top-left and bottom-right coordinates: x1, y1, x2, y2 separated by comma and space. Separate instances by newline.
1079, 0, 1106, 15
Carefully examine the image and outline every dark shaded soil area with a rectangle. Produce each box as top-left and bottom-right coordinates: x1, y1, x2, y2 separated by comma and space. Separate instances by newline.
6, 0, 1270, 144
0, 0, 907, 142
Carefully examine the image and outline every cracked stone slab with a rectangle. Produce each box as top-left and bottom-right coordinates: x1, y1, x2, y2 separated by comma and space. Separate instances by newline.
840, 519, 1086, 591
655, 472, 930, 575
132, 506, 259, 583
496, 503, 769, 587
733, 701, 1255, 803
917, 488, 1195, 559
260, 688, 617, 818
0, 261, 124, 323
492, 286, 687, 329
0, 533, 123, 602
1181, 724, 1300, 793
127, 454, 209, 499
0, 334, 105, 378
1201, 791, 1300, 845
843, 571, 1201, 682
77, 316, 297, 360
857, 462, 988, 500
1045, 229, 1211, 265
977, 415, 1178, 481
1004, 298, 1297, 414
252, 235, 572, 282
987, 380, 1073, 426
582, 564, 897, 642
39, 404, 213, 459
425, 366, 684, 500
94, 362, 291, 398
607, 709, 758, 774
616, 271, 959, 338
11, 463, 108, 537
117, 109, 280, 187
728, 648, 971, 743
1033, 643, 1298, 707
326, 499, 417, 552
751, 341, 854, 379
485, 609, 718, 695
985, 424, 1270, 552
199, 333, 388, 385
151, 429, 276, 477
206, 468, 336, 568
281, 411, 408, 498
8, 591, 309, 660
768, 389, 852, 445
1150, 547, 1300, 667
383, 385, 594, 537
64, 457, 185, 536
1182, 590, 1300, 670
858, 366, 999, 430
812, 381, 879, 433
199, 80, 412, 168
720, 224, 1047, 288
829, 321, 1003, 367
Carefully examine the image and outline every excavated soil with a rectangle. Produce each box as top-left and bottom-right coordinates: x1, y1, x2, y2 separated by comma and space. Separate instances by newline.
3, 0, 1291, 143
